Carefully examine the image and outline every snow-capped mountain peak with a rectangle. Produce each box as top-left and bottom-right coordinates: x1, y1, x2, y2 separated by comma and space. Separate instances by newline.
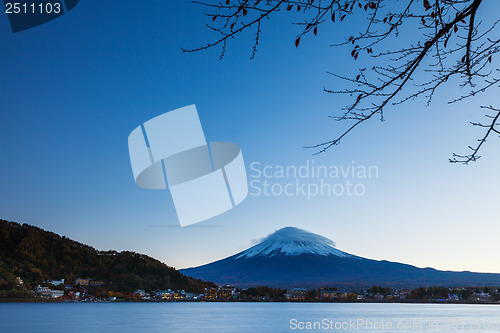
181, 226, 500, 288
236, 227, 354, 258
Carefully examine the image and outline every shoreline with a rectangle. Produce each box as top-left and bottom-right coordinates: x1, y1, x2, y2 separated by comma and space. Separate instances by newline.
1, 298, 499, 305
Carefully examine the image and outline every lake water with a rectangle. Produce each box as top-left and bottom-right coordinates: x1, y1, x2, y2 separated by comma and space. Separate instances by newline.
0, 302, 499, 332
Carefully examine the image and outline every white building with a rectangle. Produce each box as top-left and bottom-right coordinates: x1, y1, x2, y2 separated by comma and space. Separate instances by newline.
35, 286, 52, 298
133, 290, 146, 297
50, 290, 65, 298
50, 279, 65, 286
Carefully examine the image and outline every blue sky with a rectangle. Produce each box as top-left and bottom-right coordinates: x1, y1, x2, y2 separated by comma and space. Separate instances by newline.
1, 1, 499, 273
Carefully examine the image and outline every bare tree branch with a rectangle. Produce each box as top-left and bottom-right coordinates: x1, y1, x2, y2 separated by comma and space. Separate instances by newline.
185, 0, 499, 163
450, 105, 500, 164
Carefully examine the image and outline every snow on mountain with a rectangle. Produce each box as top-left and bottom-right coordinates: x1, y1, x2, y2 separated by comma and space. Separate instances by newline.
236, 227, 355, 258
181, 226, 500, 288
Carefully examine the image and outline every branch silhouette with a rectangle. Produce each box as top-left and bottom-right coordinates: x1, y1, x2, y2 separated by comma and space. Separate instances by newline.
184, 0, 499, 163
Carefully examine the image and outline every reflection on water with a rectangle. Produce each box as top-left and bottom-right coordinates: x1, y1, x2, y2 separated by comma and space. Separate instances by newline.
0, 302, 499, 333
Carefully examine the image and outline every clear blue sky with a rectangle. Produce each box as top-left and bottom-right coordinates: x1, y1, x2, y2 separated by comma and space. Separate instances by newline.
1, 1, 499, 273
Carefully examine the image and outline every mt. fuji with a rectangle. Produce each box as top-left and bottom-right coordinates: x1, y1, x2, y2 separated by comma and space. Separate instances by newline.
234, 227, 355, 259
180, 227, 500, 288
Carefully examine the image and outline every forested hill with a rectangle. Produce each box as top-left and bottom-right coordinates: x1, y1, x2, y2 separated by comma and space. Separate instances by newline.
0, 219, 215, 293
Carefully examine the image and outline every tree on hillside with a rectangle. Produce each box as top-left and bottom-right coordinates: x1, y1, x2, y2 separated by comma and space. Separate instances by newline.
184, 0, 499, 163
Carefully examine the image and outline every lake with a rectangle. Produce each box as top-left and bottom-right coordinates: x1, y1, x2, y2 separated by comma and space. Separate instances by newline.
0, 302, 499, 332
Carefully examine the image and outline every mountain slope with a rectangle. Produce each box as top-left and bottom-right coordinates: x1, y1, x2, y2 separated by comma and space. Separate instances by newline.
235, 227, 356, 258
0, 219, 215, 293
181, 227, 500, 288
